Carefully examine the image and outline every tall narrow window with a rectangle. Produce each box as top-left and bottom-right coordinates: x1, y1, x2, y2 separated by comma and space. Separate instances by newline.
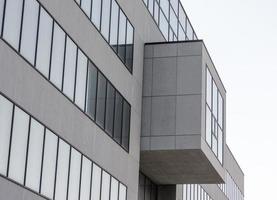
75, 49, 88, 110
25, 118, 44, 192
119, 183, 127, 200
206, 68, 212, 108
91, 163, 102, 200
20, 0, 39, 65
118, 11, 127, 62
154, 1, 159, 23
36, 8, 53, 78
122, 101, 130, 150
81, 0, 92, 17
212, 81, 218, 119
160, 0, 169, 19
96, 72, 107, 128
8, 107, 29, 184
68, 148, 81, 200
50, 23, 66, 89
109, 0, 119, 52
101, 0, 111, 41
114, 92, 123, 143
63, 37, 77, 100
2, 0, 24, 50
55, 139, 70, 200
159, 11, 168, 40
218, 93, 223, 128
105, 82, 115, 136
125, 22, 134, 72
80, 156, 92, 200
91, 0, 102, 29
205, 105, 212, 147
86, 62, 98, 120
101, 171, 111, 200
0, 95, 13, 176
148, 0, 154, 15
110, 177, 119, 200
41, 129, 58, 199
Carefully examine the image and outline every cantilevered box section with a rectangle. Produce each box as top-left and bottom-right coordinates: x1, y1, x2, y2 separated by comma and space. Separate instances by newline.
141, 41, 226, 184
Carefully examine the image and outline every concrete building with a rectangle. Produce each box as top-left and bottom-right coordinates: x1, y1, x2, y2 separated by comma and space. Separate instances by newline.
0, 0, 244, 199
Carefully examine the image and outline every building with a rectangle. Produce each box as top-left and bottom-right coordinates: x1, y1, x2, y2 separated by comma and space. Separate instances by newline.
0, 0, 244, 199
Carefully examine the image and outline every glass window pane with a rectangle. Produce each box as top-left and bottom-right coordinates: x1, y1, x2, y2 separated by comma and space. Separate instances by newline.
160, 0, 169, 19
68, 148, 81, 200
212, 135, 218, 155
101, 171, 110, 200
218, 93, 223, 128
63, 37, 77, 100
145, 178, 151, 200
183, 185, 187, 200
170, 7, 178, 35
114, 92, 123, 143
86, 62, 98, 120
143, 0, 148, 6
186, 20, 193, 40
154, 1, 159, 23
205, 106, 212, 147
41, 129, 58, 199
20, 0, 39, 65
138, 173, 145, 200
122, 101, 130, 150
109, 0, 119, 52
206, 68, 212, 108
118, 11, 126, 62
178, 25, 186, 41
105, 82, 115, 136
170, 0, 178, 15
50, 23, 66, 90
0, 0, 4, 34
3, 0, 23, 50
8, 107, 29, 184
80, 156, 92, 200
125, 22, 133, 71
0, 95, 13, 176
110, 177, 119, 200
91, 163, 101, 200
178, 5, 186, 30
119, 183, 127, 200
96, 72, 107, 128
151, 184, 157, 200
91, 0, 101, 29
159, 11, 168, 40
148, 0, 154, 15
81, 0, 92, 17
25, 118, 44, 192
75, 49, 88, 110
212, 81, 218, 118
55, 139, 70, 200
218, 127, 223, 163
101, 0, 111, 41
36, 8, 53, 78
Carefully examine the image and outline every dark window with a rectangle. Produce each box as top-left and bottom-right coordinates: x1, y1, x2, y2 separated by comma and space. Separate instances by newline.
113, 92, 123, 143
86, 62, 98, 120
105, 82, 115, 136
96, 72, 107, 128
125, 22, 134, 72
109, 0, 119, 52
118, 10, 126, 62
122, 101, 130, 150
101, 0, 111, 41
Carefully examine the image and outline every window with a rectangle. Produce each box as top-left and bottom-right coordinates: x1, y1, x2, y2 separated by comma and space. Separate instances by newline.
160, 0, 169, 19
159, 11, 168, 40
20, 0, 39, 65
170, 7, 178, 35
8, 107, 29, 184
25, 118, 44, 192
218, 128, 223, 163
50, 23, 66, 89
63, 37, 77, 100
148, 0, 154, 15
91, 164, 101, 200
80, 156, 92, 200
206, 68, 212, 108
68, 148, 81, 200
119, 183, 127, 200
101, 171, 111, 200
109, 0, 119, 52
154, 1, 159, 23
81, 0, 91, 17
0, 96, 13, 176
178, 25, 186, 41
122, 101, 131, 150
55, 139, 70, 200
186, 20, 193, 40
86, 62, 98, 120
101, 0, 111, 41
75, 49, 88, 110
212, 81, 218, 119
2, 0, 23, 50
96, 72, 107, 128
205, 105, 212, 147
36, 8, 53, 78
126, 22, 134, 71
105, 82, 115, 136
118, 11, 127, 62
41, 129, 58, 199
218, 93, 223, 128
114, 92, 123, 143
0, 0, 4, 34
110, 178, 119, 200
170, 0, 178, 15
91, 0, 101, 29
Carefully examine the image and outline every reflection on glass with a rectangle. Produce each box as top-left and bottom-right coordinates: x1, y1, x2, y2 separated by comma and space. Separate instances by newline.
101, 0, 111, 41
154, 1, 159, 22
20, 0, 39, 65
96, 72, 107, 128
0, 96, 13, 176
114, 92, 123, 143
86, 62, 98, 120
126, 22, 134, 71
170, 7, 178, 35
118, 10, 127, 62
110, 0, 119, 52
25, 118, 44, 192
122, 101, 130, 150
8, 107, 29, 184
159, 11, 168, 40
160, 0, 169, 19
105, 82, 115, 136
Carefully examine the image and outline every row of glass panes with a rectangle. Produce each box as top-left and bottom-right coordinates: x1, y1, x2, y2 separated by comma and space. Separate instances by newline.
138, 172, 158, 200
75, 0, 134, 73
0, 0, 131, 151
218, 172, 244, 200
142, 0, 197, 41
183, 184, 213, 200
205, 67, 224, 163
0, 94, 127, 200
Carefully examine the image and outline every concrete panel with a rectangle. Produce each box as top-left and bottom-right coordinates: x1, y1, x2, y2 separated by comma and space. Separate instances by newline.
142, 59, 153, 97
175, 135, 201, 150
157, 185, 176, 200
140, 137, 151, 150
152, 57, 177, 96
150, 136, 176, 150
177, 41, 203, 57
153, 43, 178, 58
141, 98, 151, 136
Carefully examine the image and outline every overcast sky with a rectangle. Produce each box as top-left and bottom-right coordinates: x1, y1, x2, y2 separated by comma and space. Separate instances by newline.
180, 0, 277, 199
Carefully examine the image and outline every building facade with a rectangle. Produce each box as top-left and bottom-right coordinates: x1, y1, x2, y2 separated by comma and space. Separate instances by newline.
0, 0, 244, 200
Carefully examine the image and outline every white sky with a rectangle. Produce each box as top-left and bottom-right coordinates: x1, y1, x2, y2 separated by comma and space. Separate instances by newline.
180, 0, 277, 199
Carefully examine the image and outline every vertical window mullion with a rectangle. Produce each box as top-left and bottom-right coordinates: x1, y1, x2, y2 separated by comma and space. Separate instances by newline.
66, 147, 72, 200
6, 104, 15, 177
53, 138, 60, 199
61, 36, 68, 92
0, 0, 7, 37
18, 0, 26, 52
23, 116, 31, 186
48, 20, 55, 80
